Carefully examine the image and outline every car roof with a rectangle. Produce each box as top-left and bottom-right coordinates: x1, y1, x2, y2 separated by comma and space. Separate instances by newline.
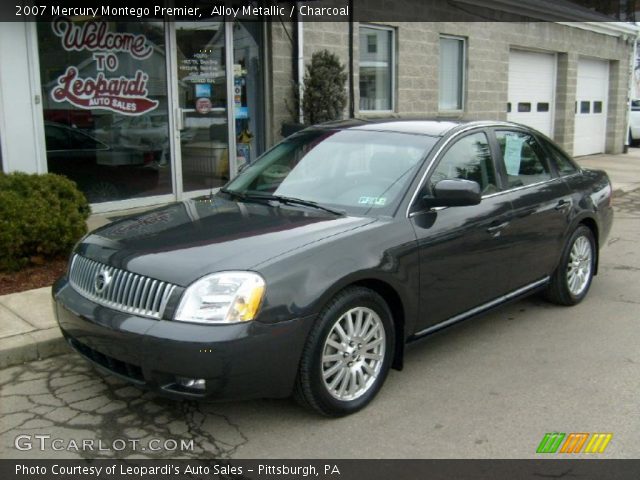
315, 118, 517, 137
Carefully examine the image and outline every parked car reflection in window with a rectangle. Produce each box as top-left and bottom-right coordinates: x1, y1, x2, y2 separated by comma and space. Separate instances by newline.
44, 122, 161, 203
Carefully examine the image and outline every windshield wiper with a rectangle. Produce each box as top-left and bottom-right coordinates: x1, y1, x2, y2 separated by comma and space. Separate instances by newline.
220, 189, 345, 216
269, 195, 346, 216
242, 192, 346, 216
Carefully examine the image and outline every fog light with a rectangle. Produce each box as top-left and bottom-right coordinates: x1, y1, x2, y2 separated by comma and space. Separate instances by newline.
175, 376, 206, 390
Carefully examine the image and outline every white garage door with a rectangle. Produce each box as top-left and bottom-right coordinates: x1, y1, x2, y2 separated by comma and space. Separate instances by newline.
573, 58, 609, 156
508, 50, 555, 137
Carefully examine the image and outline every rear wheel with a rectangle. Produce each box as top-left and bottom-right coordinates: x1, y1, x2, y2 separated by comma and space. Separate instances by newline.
294, 287, 394, 416
545, 225, 596, 306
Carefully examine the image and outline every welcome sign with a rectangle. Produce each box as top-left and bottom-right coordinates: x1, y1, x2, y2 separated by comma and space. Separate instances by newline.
49, 19, 159, 116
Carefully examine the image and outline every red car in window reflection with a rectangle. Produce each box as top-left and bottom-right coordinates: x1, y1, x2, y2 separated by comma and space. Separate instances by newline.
44, 122, 161, 203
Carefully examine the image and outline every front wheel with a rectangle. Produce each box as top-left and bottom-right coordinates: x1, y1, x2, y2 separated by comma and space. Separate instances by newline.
545, 225, 596, 306
294, 287, 395, 416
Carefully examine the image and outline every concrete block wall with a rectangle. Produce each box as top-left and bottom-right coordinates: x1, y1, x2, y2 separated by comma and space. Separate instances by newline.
268, 21, 351, 142
553, 53, 578, 151
607, 59, 631, 152
268, 21, 634, 155
269, 20, 296, 143
302, 22, 351, 120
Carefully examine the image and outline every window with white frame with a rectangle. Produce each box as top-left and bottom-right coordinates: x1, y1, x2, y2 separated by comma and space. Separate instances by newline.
359, 25, 395, 112
439, 36, 465, 111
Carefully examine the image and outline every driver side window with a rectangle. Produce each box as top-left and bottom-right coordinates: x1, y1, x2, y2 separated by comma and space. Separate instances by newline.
429, 132, 497, 195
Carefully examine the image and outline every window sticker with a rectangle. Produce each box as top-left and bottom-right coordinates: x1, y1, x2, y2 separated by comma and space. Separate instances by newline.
503, 134, 525, 176
358, 196, 387, 206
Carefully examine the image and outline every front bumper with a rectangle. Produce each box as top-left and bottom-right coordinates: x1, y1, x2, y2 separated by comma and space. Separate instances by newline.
52, 276, 315, 400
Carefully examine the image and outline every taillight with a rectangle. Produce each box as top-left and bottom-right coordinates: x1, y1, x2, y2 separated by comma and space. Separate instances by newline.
143, 152, 154, 165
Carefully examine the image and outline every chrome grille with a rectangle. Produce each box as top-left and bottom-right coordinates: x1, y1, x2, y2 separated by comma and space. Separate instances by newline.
68, 254, 177, 319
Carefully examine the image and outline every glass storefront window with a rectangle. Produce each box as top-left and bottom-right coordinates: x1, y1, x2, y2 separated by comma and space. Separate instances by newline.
37, 20, 171, 203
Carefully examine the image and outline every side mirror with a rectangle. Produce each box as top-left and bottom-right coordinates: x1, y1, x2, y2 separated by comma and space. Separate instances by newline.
423, 179, 481, 208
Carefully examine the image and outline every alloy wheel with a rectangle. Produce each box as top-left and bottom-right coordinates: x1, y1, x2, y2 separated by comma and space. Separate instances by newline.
566, 235, 593, 296
321, 306, 386, 401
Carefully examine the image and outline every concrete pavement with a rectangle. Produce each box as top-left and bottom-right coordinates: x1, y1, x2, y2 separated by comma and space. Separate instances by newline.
0, 148, 639, 369
0, 288, 67, 368
577, 147, 640, 193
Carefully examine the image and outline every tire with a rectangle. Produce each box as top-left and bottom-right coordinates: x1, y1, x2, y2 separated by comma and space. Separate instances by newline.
545, 225, 596, 306
294, 287, 395, 417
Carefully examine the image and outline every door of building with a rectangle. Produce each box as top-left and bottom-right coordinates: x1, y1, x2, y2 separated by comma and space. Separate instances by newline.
169, 19, 265, 201
170, 20, 235, 198
507, 50, 556, 138
573, 57, 609, 157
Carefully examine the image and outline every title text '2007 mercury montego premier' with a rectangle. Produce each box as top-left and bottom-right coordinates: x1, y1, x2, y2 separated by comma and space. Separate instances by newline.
53, 120, 613, 416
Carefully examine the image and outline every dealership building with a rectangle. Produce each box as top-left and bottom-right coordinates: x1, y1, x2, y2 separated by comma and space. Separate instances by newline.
0, 1, 637, 212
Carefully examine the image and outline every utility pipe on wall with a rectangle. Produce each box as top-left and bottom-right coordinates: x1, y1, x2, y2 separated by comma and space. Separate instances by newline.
297, 18, 304, 124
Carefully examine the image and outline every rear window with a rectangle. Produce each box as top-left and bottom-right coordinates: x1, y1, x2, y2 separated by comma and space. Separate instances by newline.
495, 131, 552, 188
544, 141, 578, 176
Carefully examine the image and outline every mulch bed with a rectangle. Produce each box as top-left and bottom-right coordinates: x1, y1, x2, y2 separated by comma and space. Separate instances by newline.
0, 258, 68, 296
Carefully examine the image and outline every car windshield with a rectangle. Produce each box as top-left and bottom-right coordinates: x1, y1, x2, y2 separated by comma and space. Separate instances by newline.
222, 129, 437, 216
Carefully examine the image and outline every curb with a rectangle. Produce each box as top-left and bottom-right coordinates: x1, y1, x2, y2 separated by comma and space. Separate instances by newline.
0, 327, 70, 369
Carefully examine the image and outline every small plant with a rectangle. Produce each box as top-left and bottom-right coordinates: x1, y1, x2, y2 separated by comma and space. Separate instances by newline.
302, 50, 348, 125
0, 172, 90, 271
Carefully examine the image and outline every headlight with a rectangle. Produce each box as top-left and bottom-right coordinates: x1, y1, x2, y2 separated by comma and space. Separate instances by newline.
175, 272, 265, 324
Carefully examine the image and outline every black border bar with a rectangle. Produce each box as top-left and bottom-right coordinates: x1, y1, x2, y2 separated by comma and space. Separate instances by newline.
3, 459, 640, 480
3, 0, 638, 22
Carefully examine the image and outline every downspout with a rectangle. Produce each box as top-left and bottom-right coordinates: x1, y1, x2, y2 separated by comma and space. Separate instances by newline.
348, 0, 355, 118
625, 31, 638, 153
290, 5, 302, 123
297, 16, 304, 123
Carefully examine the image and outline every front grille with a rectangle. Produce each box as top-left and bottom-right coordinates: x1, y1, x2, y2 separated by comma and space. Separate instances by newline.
68, 337, 144, 383
68, 254, 176, 319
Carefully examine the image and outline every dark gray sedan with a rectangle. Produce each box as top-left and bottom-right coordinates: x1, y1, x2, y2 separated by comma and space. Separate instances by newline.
53, 120, 613, 416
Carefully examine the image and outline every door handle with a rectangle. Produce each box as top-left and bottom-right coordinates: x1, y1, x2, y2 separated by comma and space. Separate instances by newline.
487, 221, 510, 236
175, 107, 185, 131
555, 200, 571, 212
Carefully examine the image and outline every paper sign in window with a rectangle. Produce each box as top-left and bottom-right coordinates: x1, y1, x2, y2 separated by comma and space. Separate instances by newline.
504, 135, 525, 175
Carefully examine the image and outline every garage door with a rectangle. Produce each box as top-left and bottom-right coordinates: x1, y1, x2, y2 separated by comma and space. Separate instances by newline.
508, 50, 555, 137
573, 58, 609, 156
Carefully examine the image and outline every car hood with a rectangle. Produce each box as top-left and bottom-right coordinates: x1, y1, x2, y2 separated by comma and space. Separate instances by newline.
76, 196, 374, 286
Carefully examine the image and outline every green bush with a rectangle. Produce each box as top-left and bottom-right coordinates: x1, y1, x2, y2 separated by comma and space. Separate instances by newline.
0, 172, 90, 271
302, 50, 348, 125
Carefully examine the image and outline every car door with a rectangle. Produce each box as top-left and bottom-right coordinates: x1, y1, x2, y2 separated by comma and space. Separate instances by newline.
409, 129, 515, 333
490, 128, 573, 289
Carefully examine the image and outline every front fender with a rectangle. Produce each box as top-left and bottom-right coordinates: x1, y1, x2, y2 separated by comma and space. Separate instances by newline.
255, 218, 420, 341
